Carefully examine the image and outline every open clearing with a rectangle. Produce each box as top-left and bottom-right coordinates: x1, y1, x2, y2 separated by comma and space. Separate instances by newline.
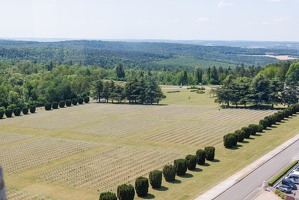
1, 87, 299, 200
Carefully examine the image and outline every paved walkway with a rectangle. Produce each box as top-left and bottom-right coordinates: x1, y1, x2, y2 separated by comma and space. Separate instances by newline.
195, 134, 299, 200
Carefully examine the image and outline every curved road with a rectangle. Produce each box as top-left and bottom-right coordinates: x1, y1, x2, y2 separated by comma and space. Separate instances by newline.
214, 138, 299, 200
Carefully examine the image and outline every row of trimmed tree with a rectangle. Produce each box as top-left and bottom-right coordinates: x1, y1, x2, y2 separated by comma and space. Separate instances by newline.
224, 103, 299, 148
0, 105, 36, 119
99, 146, 215, 200
44, 97, 89, 111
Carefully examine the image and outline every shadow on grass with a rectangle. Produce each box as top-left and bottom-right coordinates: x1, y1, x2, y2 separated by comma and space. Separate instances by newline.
154, 186, 168, 191
241, 140, 249, 144
253, 134, 262, 137
169, 179, 181, 184
179, 173, 193, 178
247, 137, 255, 140
202, 162, 210, 167
228, 144, 242, 150
211, 159, 220, 163
192, 168, 202, 172
139, 193, 155, 199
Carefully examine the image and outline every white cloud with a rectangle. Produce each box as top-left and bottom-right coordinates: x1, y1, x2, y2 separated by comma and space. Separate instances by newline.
198, 18, 209, 22
273, 16, 290, 22
218, 1, 235, 7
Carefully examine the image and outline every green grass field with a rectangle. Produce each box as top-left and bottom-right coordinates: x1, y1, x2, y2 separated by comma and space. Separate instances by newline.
0, 87, 298, 200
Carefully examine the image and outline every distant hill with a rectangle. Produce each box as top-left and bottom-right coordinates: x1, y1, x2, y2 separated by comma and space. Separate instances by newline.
0, 39, 298, 70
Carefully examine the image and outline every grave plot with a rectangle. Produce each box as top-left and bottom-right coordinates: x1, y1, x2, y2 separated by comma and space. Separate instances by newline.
35, 146, 184, 192
0, 138, 99, 173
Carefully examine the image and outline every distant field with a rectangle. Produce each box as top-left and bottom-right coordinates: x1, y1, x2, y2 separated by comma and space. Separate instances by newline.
2, 87, 298, 200
148, 55, 236, 69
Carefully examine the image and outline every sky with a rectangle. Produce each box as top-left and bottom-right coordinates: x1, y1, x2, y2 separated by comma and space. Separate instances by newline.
0, 0, 298, 41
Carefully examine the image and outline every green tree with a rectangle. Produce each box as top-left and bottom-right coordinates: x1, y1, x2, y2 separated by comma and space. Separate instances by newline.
99, 192, 117, 200
282, 72, 298, 106
93, 79, 103, 102
115, 62, 125, 79
135, 177, 149, 197
117, 184, 135, 200
149, 170, 162, 188
162, 165, 176, 182
196, 149, 206, 165
174, 159, 187, 176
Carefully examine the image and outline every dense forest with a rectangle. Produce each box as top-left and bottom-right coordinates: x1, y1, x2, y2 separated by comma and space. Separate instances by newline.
1, 39, 298, 71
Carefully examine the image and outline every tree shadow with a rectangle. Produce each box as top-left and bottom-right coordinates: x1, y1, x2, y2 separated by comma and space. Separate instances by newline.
202, 163, 210, 167
191, 168, 202, 172
247, 137, 255, 140
211, 159, 220, 163
170, 179, 181, 184
253, 134, 262, 137
179, 173, 193, 178
241, 140, 249, 144
227, 145, 242, 150
154, 186, 168, 191
139, 193, 155, 199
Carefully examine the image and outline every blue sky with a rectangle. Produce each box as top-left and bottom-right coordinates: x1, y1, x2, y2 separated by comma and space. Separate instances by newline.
0, 0, 298, 41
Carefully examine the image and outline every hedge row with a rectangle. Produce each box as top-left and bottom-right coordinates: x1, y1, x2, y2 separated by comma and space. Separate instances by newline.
223, 103, 299, 148
44, 97, 90, 111
0, 105, 36, 119
268, 160, 298, 186
99, 146, 216, 200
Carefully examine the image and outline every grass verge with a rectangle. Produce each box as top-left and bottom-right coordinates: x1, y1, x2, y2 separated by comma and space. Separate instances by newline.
268, 160, 298, 186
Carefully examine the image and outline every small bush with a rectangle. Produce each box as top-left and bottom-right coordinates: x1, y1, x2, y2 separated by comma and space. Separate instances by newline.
149, 170, 162, 188
30, 105, 36, 113
162, 165, 176, 182
59, 100, 65, 108
241, 127, 251, 139
259, 119, 268, 129
78, 97, 84, 104
66, 99, 72, 107
204, 146, 215, 161
84, 96, 90, 103
22, 107, 28, 115
174, 159, 187, 176
196, 90, 205, 94
223, 134, 236, 148
256, 124, 264, 132
167, 91, 180, 93
135, 176, 149, 197
52, 101, 59, 109
117, 184, 135, 200
248, 124, 256, 135
5, 109, 13, 118
196, 149, 206, 165
275, 189, 286, 199
234, 130, 245, 142
13, 107, 21, 116
99, 192, 117, 200
44, 102, 52, 110
0, 108, 4, 119
72, 98, 78, 105
185, 155, 197, 170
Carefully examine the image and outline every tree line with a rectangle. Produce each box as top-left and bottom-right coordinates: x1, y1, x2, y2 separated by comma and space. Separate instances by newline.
216, 61, 299, 108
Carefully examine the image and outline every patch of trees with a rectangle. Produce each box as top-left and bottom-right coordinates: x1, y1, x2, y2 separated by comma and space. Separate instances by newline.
216, 61, 299, 108
223, 103, 299, 148
92, 78, 165, 105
